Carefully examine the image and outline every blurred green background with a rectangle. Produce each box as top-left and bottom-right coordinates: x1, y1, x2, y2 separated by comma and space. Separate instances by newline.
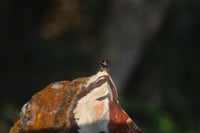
0, 0, 199, 132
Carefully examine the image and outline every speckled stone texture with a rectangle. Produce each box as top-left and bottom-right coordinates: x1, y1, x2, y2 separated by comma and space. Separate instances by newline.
9, 68, 143, 133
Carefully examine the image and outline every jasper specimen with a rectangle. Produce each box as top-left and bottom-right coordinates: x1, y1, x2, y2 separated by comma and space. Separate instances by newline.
9, 66, 143, 133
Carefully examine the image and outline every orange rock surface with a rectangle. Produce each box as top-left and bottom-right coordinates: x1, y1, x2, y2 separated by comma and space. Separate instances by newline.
9, 67, 143, 133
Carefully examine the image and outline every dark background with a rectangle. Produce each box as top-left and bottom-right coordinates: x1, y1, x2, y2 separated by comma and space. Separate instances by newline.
0, 0, 199, 132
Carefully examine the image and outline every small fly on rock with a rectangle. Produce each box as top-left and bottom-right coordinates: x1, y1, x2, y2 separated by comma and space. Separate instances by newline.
100, 60, 110, 68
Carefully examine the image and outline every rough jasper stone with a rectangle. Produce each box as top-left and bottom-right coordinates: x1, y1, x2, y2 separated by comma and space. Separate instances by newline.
9, 68, 143, 133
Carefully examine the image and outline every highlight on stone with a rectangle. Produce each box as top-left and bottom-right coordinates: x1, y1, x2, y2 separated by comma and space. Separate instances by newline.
9, 61, 144, 133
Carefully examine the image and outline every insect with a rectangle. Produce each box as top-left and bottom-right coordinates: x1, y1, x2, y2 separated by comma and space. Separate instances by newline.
100, 60, 110, 67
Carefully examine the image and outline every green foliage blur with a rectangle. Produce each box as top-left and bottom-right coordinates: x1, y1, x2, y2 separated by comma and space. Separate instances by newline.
0, 0, 199, 133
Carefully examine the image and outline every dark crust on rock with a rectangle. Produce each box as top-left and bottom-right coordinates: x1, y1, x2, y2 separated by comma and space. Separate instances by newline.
75, 76, 108, 102
96, 94, 109, 101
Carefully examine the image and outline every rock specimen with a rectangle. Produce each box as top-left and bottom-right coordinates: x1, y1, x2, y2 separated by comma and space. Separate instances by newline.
9, 65, 143, 133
